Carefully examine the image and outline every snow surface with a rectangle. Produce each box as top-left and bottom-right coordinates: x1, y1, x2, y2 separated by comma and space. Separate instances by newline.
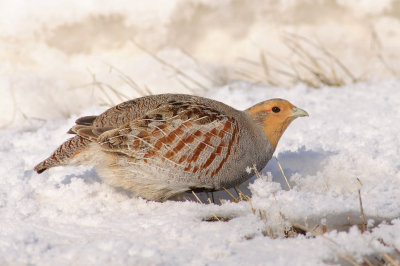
1, 80, 400, 265
1, 0, 400, 265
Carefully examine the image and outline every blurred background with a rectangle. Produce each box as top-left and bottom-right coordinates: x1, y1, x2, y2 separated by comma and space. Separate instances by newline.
1, 0, 399, 126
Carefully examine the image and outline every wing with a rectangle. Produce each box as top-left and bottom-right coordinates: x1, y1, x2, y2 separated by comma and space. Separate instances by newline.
95, 100, 241, 179
37, 94, 242, 176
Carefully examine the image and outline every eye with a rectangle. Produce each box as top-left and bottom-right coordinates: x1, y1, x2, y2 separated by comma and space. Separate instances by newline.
272, 107, 280, 113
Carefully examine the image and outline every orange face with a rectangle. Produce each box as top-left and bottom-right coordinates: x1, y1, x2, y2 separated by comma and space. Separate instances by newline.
246, 99, 308, 149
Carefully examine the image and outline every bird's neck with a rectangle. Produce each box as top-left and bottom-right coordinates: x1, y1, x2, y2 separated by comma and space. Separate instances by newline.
246, 109, 292, 150
262, 121, 291, 150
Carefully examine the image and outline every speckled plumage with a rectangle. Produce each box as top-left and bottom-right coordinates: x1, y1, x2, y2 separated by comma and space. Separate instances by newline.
34, 94, 308, 201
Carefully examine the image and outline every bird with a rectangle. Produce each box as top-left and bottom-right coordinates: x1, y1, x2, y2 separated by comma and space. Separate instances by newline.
34, 94, 308, 201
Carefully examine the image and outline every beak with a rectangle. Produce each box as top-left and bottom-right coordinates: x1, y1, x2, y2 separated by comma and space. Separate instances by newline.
290, 107, 309, 117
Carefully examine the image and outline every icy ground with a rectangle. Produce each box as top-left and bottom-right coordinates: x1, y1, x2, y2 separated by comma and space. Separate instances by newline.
0, 80, 399, 265
1, 0, 400, 265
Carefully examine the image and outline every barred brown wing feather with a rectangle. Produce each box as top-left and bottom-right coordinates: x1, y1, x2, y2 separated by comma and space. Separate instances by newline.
75, 115, 97, 126
96, 101, 240, 178
70, 125, 114, 142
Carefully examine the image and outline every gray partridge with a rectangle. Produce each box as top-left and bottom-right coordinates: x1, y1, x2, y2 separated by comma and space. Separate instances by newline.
34, 94, 308, 201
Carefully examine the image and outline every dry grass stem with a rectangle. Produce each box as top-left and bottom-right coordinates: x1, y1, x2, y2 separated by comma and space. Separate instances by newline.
321, 175, 329, 191
132, 39, 209, 92
260, 51, 270, 76
207, 197, 213, 204
234, 68, 266, 83
248, 198, 256, 215
293, 223, 364, 266
222, 187, 238, 202
332, 250, 361, 266
363, 258, 374, 266
269, 228, 274, 238
88, 72, 115, 105
212, 215, 221, 222
380, 253, 399, 266
191, 191, 203, 204
176, 76, 198, 93
358, 189, 366, 232
252, 163, 262, 179
237, 33, 358, 88
87, 70, 129, 106
84, 66, 152, 107
347, 216, 362, 232
192, 191, 225, 222
179, 48, 221, 85
285, 33, 357, 82
217, 196, 222, 204
360, 233, 400, 266
258, 210, 263, 220
107, 65, 149, 96
235, 188, 251, 201
356, 178, 367, 232
205, 192, 214, 204
274, 157, 291, 190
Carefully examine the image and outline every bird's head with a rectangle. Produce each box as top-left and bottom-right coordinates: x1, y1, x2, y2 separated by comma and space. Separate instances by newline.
246, 99, 308, 149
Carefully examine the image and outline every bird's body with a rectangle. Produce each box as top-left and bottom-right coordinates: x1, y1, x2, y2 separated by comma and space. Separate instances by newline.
35, 94, 308, 201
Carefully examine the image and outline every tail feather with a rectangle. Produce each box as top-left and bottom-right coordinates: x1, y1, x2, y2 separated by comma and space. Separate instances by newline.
34, 136, 91, 174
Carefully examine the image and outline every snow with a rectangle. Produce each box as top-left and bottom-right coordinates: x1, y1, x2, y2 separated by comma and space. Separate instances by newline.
1, 80, 399, 265
1, 0, 400, 265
